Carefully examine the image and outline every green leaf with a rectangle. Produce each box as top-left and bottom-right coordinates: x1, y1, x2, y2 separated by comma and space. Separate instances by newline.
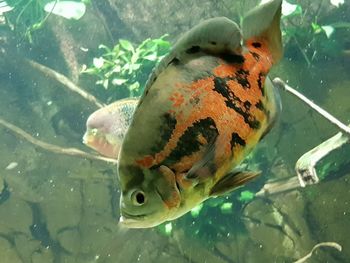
119, 39, 134, 52
238, 190, 255, 202
220, 202, 233, 214
93, 57, 104, 69
129, 82, 140, 91
0, 2, 13, 13
112, 78, 128, 86
164, 222, 173, 235
330, 0, 344, 7
131, 52, 140, 64
130, 63, 141, 71
282, 1, 302, 17
321, 25, 335, 38
312, 22, 322, 33
191, 203, 203, 218
44, 1, 86, 20
143, 54, 158, 61
97, 79, 109, 89
206, 197, 224, 207
98, 44, 111, 53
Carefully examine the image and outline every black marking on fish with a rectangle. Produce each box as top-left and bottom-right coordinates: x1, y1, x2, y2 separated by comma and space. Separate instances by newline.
124, 165, 145, 191
213, 77, 260, 129
166, 117, 218, 164
243, 101, 251, 110
252, 42, 262, 48
230, 132, 246, 149
151, 113, 177, 154
186, 46, 201, 54
251, 52, 260, 61
210, 41, 217, 45
257, 73, 265, 95
190, 96, 200, 106
220, 54, 245, 64
255, 100, 265, 111
168, 57, 180, 66
236, 69, 250, 89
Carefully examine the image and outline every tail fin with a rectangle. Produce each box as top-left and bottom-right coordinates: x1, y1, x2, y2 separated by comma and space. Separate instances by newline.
242, 0, 283, 63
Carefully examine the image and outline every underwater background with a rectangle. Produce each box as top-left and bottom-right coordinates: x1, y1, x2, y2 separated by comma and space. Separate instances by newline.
0, 0, 349, 262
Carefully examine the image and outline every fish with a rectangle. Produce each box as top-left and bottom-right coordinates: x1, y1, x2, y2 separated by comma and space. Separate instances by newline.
117, 0, 283, 228
83, 98, 138, 158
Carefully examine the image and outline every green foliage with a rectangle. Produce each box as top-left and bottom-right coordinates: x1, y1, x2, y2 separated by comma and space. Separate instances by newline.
281, 0, 349, 65
238, 190, 255, 202
1, 0, 87, 43
81, 36, 171, 100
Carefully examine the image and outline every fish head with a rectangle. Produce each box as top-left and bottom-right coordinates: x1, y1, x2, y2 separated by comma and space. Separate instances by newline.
83, 126, 121, 158
83, 99, 138, 158
118, 164, 182, 228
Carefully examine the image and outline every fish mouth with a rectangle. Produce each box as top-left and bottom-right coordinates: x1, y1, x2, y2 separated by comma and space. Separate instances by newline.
119, 210, 151, 228
120, 210, 147, 220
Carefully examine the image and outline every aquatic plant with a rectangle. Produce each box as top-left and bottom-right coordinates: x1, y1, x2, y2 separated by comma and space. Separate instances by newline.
0, 0, 88, 43
81, 36, 171, 100
281, 0, 350, 65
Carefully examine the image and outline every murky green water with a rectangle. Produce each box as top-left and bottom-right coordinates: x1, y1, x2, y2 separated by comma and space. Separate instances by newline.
0, 0, 349, 262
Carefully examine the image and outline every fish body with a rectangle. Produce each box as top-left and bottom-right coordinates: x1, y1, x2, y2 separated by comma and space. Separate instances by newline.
83, 98, 138, 158
118, 0, 283, 228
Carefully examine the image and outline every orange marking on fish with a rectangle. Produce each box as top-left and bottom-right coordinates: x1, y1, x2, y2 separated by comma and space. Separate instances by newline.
136, 155, 155, 168
171, 150, 205, 173
169, 91, 185, 107
138, 38, 275, 178
213, 64, 236, 78
164, 192, 180, 209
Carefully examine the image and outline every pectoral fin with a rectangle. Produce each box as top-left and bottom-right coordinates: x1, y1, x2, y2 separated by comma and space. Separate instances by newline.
209, 170, 261, 197
155, 165, 181, 209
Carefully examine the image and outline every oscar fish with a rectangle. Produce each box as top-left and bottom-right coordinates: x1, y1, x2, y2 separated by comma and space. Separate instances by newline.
118, 0, 283, 228
83, 98, 138, 158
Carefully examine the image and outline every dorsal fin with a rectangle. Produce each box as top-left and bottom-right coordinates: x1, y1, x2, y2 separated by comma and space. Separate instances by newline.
172, 17, 241, 57
142, 17, 242, 97
242, 0, 283, 63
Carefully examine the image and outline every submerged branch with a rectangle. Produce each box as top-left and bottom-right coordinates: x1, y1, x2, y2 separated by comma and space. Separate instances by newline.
0, 118, 117, 164
273, 78, 350, 137
256, 78, 350, 195
293, 242, 342, 263
255, 177, 300, 197
295, 131, 349, 186
26, 59, 105, 109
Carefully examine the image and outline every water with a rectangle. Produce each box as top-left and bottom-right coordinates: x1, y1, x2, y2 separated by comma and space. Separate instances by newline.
0, 0, 349, 262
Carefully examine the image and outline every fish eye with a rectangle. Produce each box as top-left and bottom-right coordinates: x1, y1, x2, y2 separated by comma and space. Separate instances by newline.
131, 190, 146, 206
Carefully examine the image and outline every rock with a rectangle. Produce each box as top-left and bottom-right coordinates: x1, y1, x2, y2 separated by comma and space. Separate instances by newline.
243, 191, 316, 260
57, 228, 80, 254
0, 196, 33, 235
31, 247, 54, 263
304, 173, 350, 262
14, 233, 42, 261
0, 237, 22, 263
77, 178, 117, 257
172, 229, 228, 263
40, 177, 82, 239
